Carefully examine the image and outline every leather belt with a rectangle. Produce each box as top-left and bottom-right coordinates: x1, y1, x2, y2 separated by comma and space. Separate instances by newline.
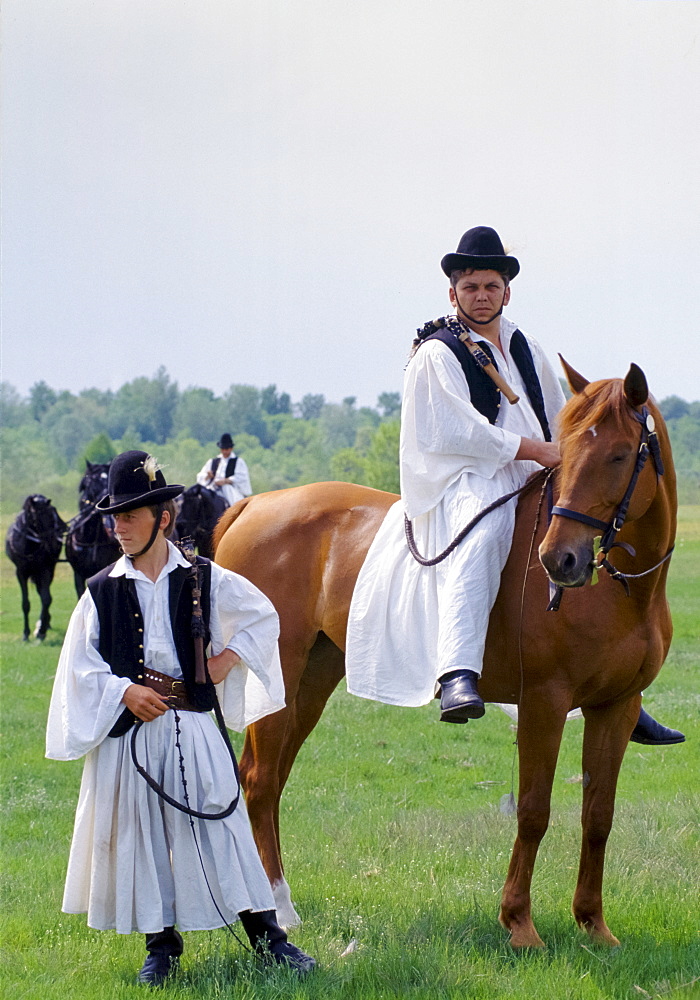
142, 666, 207, 712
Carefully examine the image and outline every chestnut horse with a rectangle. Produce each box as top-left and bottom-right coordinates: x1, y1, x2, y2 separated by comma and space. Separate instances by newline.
213, 361, 676, 948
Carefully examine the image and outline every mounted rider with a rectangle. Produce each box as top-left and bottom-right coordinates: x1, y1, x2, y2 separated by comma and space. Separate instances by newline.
196, 433, 252, 507
46, 450, 315, 986
346, 226, 683, 746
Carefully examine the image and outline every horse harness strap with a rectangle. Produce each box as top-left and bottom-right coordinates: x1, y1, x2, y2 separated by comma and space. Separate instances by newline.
549, 406, 673, 604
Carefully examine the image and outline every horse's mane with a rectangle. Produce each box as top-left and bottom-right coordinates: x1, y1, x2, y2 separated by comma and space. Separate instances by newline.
558, 379, 633, 445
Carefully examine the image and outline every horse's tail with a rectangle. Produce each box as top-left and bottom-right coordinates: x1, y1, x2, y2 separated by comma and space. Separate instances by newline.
211, 497, 254, 555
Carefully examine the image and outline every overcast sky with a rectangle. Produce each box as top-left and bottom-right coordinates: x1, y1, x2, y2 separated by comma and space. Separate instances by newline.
2, 0, 699, 409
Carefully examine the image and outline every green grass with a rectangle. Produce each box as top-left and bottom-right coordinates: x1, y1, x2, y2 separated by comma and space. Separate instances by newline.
1, 510, 699, 999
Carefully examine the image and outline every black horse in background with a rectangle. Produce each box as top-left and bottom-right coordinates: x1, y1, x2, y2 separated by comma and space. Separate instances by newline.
5, 495, 67, 640
175, 484, 227, 558
65, 461, 121, 597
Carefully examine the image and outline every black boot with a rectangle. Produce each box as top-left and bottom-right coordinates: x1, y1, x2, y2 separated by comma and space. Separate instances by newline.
630, 708, 685, 746
439, 669, 485, 724
138, 926, 183, 986
238, 909, 316, 974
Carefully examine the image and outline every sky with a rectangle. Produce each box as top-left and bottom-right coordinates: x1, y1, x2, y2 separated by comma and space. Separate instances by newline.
2, 0, 700, 409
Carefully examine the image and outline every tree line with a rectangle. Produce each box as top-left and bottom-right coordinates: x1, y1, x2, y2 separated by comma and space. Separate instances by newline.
0, 370, 402, 515
1, 372, 698, 517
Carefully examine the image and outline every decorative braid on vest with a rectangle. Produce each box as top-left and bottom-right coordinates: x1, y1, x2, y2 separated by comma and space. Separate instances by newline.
87, 558, 216, 738
412, 317, 551, 441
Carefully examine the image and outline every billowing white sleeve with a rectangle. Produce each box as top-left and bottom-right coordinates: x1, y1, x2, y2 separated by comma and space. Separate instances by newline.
46, 592, 133, 761
196, 459, 214, 487
400, 342, 522, 518
233, 457, 252, 498
208, 564, 286, 731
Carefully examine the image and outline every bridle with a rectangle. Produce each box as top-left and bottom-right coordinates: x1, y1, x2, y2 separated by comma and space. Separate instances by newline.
548, 405, 674, 604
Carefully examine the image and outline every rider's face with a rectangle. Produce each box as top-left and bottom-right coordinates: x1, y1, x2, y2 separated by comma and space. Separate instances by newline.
221, 447, 233, 458
449, 269, 510, 321
113, 507, 158, 555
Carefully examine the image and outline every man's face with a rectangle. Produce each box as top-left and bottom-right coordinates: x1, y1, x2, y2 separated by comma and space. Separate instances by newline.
449, 269, 510, 321
221, 447, 233, 458
113, 507, 159, 556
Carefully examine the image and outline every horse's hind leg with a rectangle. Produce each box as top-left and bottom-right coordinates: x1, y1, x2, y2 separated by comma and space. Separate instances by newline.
499, 699, 568, 948
572, 697, 639, 946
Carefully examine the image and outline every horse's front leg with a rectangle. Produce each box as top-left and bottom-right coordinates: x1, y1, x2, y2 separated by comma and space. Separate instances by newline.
34, 568, 53, 640
499, 696, 568, 948
17, 570, 31, 640
572, 696, 639, 946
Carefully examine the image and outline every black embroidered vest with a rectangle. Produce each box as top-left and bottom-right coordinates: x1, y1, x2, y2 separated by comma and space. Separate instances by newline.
422, 325, 552, 441
87, 557, 216, 738
210, 456, 238, 478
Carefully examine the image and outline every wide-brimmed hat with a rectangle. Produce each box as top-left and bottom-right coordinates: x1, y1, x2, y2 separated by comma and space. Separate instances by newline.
217, 433, 234, 449
95, 451, 183, 513
441, 226, 520, 280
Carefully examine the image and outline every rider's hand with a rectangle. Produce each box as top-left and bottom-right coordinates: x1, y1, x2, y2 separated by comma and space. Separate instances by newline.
207, 649, 241, 684
122, 684, 170, 722
515, 438, 561, 468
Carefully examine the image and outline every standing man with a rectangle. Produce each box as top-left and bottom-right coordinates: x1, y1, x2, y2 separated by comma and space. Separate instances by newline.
346, 226, 683, 747
46, 451, 315, 986
197, 433, 252, 507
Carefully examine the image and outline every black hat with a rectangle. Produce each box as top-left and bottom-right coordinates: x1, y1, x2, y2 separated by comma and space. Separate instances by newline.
95, 451, 184, 513
440, 226, 520, 280
217, 433, 234, 449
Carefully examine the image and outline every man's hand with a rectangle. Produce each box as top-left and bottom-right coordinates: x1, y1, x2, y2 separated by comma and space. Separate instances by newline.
207, 648, 242, 684
214, 477, 230, 486
516, 437, 561, 468
122, 684, 170, 722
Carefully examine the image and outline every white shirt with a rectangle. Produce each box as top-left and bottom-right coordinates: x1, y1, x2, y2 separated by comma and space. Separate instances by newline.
46, 541, 286, 760
196, 453, 252, 505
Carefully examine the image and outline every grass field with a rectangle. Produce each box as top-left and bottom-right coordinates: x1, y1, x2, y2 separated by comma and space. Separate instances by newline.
1, 508, 698, 999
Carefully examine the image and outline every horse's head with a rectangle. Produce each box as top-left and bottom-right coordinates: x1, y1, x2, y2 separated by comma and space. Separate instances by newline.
539, 359, 674, 589
23, 494, 66, 535
80, 461, 111, 504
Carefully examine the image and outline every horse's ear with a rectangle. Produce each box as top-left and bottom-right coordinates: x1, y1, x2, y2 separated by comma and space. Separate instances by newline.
623, 363, 648, 408
86, 460, 94, 470
559, 355, 589, 394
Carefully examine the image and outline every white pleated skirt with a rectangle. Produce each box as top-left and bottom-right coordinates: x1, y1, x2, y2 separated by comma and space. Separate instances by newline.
62, 710, 276, 934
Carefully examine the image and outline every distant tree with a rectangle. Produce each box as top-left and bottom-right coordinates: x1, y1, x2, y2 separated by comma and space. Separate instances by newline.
173, 387, 226, 444
377, 391, 401, 419
0, 382, 28, 428
107, 367, 178, 444
342, 396, 357, 409
363, 420, 400, 493
261, 384, 292, 415
29, 380, 58, 421
330, 448, 366, 484
222, 384, 273, 445
659, 395, 689, 421
298, 393, 325, 420
82, 433, 117, 466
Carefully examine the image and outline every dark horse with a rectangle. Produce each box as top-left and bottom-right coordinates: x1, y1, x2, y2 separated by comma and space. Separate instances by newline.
213, 361, 677, 947
5, 495, 67, 640
175, 484, 227, 558
65, 461, 121, 598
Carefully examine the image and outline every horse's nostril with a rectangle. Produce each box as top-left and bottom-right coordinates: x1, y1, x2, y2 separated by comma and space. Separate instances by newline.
561, 551, 578, 575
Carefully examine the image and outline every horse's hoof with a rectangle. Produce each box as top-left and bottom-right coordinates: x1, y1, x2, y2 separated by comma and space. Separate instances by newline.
499, 912, 545, 949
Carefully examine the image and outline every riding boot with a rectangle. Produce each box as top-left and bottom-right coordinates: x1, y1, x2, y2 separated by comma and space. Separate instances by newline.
630, 708, 685, 746
439, 669, 485, 724
238, 909, 316, 974
138, 926, 183, 986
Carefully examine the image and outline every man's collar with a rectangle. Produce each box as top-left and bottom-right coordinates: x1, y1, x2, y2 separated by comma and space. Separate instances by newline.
108, 540, 189, 579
